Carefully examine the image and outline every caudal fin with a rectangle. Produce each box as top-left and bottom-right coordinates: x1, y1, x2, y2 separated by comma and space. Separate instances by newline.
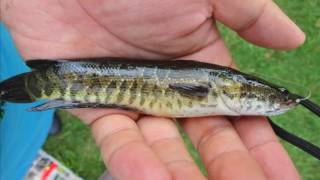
0, 72, 35, 103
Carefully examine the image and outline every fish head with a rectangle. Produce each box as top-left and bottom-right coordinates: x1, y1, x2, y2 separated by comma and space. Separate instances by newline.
239, 81, 300, 116
213, 73, 299, 116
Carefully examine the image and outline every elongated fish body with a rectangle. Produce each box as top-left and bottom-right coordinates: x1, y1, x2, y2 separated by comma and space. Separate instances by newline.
0, 57, 300, 117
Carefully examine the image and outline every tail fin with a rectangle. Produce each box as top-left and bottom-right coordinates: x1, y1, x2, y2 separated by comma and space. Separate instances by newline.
0, 72, 35, 103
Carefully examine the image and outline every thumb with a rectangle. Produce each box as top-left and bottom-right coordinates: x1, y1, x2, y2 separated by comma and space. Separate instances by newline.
210, 0, 305, 49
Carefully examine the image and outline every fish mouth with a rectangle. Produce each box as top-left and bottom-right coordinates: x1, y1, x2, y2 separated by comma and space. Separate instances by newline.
275, 107, 292, 115
268, 99, 298, 116
266, 105, 293, 116
280, 92, 303, 108
281, 99, 298, 109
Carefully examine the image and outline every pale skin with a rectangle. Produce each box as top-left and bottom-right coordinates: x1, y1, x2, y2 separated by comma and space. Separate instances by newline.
1, 0, 305, 179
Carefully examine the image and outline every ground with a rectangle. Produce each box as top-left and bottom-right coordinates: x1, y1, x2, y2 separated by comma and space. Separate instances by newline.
43, 0, 320, 179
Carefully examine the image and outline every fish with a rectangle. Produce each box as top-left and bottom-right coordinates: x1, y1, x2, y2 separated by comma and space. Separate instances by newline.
0, 57, 303, 117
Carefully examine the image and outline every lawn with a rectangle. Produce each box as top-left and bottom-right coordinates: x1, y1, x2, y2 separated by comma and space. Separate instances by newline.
43, 0, 320, 179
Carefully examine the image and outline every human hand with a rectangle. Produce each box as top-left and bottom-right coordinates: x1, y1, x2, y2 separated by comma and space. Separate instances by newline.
1, 0, 305, 179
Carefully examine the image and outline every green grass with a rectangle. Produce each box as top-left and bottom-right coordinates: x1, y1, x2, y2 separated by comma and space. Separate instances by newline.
43, 111, 105, 179
44, 0, 320, 179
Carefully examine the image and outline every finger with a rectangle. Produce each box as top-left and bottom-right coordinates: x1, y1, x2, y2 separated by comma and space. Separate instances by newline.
233, 116, 300, 180
138, 116, 205, 180
180, 117, 266, 180
210, 0, 305, 49
181, 31, 297, 179
90, 114, 171, 180
68, 108, 139, 125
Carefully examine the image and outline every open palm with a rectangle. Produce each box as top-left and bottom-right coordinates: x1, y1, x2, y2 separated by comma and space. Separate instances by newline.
1, 0, 305, 179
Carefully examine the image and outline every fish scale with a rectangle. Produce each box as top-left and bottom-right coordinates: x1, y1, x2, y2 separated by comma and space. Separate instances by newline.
0, 57, 301, 117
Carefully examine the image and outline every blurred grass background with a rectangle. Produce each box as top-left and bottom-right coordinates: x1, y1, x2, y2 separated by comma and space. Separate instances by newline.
43, 0, 320, 179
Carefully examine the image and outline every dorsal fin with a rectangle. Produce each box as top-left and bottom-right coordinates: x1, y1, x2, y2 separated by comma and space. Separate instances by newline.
25, 59, 68, 70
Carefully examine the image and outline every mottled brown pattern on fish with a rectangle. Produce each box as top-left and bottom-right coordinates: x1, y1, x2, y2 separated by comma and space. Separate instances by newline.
36, 72, 48, 98
128, 80, 138, 105
46, 71, 59, 94
62, 73, 79, 101
220, 80, 242, 100
187, 100, 193, 108
33, 66, 210, 115
240, 83, 271, 102
116, 80, 128, 104
139, 82, 148, 106
154, 84, 165, 108
26, 73, 43, 98
44, 75, 54, 98
166, 101, 173, 109
52, 78, 63, 98
146, 84, 158, 109
177, 98, 183, 109
93, 77, 110, 103
83, 78, 92, 103
109, 80, 123, 104
2, 58, 297, 117
103, 80, 115, 104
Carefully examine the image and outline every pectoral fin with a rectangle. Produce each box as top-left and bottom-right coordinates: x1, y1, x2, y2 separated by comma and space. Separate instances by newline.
28, 100, 81, 111
168, 83, 209, 98
28, 100, 139, 112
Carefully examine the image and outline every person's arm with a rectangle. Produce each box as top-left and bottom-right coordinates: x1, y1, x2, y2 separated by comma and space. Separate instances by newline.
1, 0, 304, 179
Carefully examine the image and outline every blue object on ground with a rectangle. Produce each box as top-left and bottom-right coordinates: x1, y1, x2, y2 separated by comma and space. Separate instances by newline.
0, 23, 53, 179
